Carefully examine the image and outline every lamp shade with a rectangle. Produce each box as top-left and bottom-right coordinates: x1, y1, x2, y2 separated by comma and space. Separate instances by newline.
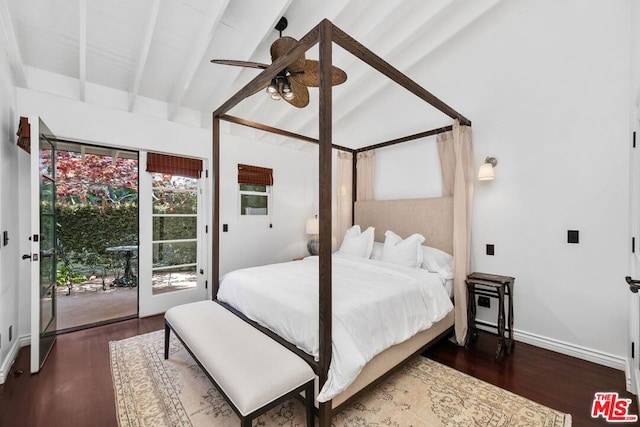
305, 218, 319, 235
477, 163, 495, 181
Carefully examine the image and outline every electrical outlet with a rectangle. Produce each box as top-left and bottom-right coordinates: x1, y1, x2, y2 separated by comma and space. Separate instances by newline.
486, 244, 495, 256
478, 296, 491, 308
223, 224, 228, 232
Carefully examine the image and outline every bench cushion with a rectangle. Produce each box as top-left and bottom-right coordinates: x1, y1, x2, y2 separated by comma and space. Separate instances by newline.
165, 300, 315, 416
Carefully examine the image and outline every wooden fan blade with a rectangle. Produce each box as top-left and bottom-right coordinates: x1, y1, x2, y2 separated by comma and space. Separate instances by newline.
282, 77, 309, 108
290, 60, 347, 87
210, 59, 269, 69
270, 36, 306, 72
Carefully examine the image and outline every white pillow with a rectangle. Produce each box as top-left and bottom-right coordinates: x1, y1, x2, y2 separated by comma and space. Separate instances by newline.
337, 225, 375, 258
370, 242, 384, 260
381, 230, 425, 268
421, 245, 454, 279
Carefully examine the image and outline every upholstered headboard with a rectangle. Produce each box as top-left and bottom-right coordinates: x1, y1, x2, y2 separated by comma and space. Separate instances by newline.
354, 197, 454, 254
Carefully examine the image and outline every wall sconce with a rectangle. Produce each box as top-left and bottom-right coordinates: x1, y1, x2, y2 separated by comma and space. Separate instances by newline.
478, 157, 497, 181
305, 215, 319, 255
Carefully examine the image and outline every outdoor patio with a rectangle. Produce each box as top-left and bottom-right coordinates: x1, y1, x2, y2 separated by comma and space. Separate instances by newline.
55, 272, 197, 331
55, 275, 137, 331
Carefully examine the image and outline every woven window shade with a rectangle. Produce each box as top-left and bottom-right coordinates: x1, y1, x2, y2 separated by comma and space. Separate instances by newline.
146, 152, 202, 179
16, 116, 30, 153
238, 164, 273, 186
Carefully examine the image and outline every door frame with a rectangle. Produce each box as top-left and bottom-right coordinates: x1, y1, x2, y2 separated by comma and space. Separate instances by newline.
628, 108, 640, 397
29, 116, 57, 373
137, 151, 209, 317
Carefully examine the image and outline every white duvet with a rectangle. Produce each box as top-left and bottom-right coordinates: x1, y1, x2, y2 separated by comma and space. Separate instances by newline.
217, 254, 453, 402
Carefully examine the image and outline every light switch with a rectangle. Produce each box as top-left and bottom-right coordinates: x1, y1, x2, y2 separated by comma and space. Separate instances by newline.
568, 230, 579, 244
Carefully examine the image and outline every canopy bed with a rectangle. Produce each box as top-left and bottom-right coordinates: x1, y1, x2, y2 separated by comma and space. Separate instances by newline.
212, 19, 473, 426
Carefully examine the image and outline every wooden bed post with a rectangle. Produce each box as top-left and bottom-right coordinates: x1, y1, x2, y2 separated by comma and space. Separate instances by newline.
351, 153, 357, 225
210, 18, 471, 425
318, 18, 333, 427
212, 115, 220, 299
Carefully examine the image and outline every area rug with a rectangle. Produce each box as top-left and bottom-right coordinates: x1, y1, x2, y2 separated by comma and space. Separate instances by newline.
110, 330, 572, 426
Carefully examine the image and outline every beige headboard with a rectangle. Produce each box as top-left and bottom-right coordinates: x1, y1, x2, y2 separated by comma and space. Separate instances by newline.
354, 197, 453, 254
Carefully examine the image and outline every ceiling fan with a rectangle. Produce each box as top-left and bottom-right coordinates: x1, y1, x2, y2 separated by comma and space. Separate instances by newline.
210, 17, 347, 108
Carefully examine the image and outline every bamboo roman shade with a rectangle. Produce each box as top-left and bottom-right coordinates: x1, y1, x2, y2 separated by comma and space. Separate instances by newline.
146, 152, 202, 179
238, 164, 273, 186
16, 116, 30, 153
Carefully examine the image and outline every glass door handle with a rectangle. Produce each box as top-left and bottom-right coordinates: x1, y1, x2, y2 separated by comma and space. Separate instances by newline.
40, 250, 53, 258
22, 254, 31, 260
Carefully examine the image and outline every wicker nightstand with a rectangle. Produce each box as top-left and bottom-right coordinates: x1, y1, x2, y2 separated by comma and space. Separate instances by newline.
466, 272, 515, 360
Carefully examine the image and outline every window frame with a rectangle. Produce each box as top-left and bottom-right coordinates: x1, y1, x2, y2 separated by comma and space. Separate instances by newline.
238, 183, 271, 217
150, 174, 200, 293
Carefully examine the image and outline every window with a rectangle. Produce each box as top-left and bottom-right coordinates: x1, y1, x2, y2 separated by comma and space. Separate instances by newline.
239, 184, 270, 215
237, 164, 273, 217
151, 174, 198, 294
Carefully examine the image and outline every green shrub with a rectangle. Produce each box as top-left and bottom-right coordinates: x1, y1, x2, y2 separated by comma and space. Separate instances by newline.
56, 204, 138, 256
56, 264, 86, 287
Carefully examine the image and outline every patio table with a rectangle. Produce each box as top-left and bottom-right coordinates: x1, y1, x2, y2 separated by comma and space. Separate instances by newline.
105, 245, 138, 287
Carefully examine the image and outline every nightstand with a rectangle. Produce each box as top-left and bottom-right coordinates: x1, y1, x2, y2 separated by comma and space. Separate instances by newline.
466, 272, 515, 360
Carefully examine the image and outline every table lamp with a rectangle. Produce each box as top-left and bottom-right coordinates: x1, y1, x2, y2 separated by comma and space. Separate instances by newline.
305, 216, 319, 255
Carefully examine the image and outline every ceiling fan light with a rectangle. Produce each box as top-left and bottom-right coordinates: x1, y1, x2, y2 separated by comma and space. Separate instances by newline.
283, 91, 294, 100
270, 92, 282, 100
266, 79, 278, 94
281, 79, 292, 94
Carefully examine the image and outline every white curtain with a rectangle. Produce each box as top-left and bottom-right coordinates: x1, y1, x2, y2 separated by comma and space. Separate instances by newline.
357, 151, 375, 201
437, 134, 455, 197
438, 120, 474, 345
336, 151, 353, 242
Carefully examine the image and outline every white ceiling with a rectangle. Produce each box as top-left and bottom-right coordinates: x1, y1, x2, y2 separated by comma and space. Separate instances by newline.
1, 0, 502, 149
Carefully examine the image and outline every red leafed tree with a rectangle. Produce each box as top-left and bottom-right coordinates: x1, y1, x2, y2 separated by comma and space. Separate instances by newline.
53, 151, 138, 206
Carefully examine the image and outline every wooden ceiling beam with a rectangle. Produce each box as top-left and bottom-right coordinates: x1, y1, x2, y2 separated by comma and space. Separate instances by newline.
333, 23, 470, 126
129, 0, 161, 112
78, 0, 87, 101
168, 0, 231, 120
258, 0, 430, 141
0, 0, 27, 87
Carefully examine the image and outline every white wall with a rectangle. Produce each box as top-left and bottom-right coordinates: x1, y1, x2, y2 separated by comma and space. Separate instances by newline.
3, 0, 632, 378
14, 83, 317, 321
375, 138, 442, 200
219, 134, 317, 275
0, 31, 20, 384
373, 0, 631, 368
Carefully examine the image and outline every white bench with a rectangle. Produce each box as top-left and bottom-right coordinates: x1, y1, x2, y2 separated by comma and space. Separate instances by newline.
164, 300, 315, 427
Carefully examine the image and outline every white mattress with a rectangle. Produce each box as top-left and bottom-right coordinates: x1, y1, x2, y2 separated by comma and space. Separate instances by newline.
217, 254, 453, 402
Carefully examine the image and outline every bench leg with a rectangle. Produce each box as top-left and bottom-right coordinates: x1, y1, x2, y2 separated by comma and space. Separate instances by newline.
240, 416, 252, 427
305, 380, 315, 427
164, 324, 170, 360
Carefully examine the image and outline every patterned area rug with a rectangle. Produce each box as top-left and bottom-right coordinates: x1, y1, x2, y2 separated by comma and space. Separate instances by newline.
110, 330, 572, 426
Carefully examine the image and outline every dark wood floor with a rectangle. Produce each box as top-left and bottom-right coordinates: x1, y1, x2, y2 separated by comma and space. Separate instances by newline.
426, 332, 637, 426
0, 317, 635, 426
0, 316, 163, 427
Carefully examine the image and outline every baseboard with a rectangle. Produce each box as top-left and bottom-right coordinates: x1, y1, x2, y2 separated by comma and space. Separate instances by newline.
0, 335, 27, 384
475, 324, 626, 371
